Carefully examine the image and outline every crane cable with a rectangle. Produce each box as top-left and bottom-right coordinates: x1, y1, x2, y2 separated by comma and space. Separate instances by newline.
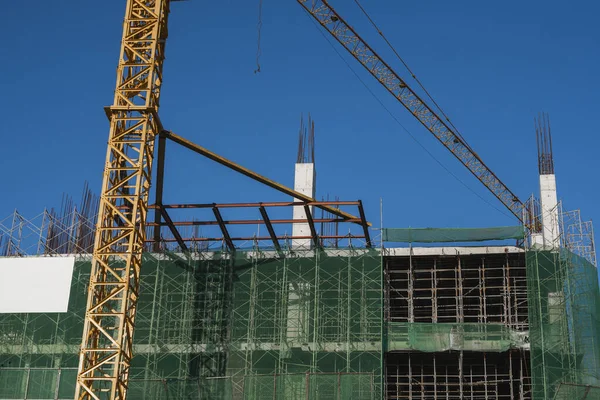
351, 0, 475, 153
255, 0, 263, 74
301, 7, 513, 220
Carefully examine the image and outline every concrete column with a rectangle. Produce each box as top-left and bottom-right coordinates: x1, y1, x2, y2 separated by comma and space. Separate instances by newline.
292, 163, 316, 249
286, 282, 310, 344
530, 233, 544, 248
539, 174, 560, 248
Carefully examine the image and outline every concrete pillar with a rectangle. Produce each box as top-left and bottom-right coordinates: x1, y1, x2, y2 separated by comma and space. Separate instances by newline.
292, 163, 315, 249
539, 174, 560, 248
286, 282, 309, 344
530, 233, 545, 248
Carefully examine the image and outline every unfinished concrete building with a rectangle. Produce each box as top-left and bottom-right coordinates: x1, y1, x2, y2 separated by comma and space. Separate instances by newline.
1, 213, 598, 399
0, 0, 598, 397
0, 113, 599, 400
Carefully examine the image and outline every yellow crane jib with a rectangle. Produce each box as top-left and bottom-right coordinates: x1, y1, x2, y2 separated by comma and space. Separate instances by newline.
297, 0, 526, 223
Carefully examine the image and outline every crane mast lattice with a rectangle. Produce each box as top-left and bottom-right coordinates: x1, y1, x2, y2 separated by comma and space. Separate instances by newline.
75, 1, 170, 398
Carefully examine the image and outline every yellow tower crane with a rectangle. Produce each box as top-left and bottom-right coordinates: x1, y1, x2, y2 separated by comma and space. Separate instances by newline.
75, 1, 170, 398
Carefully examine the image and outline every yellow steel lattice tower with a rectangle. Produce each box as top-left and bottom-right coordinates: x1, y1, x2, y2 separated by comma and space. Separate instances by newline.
75, 1, 170, 398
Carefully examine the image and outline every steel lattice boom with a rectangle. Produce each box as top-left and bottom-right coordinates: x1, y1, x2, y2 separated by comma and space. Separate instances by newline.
297, 0, 525, 222
75, 1, 170, 398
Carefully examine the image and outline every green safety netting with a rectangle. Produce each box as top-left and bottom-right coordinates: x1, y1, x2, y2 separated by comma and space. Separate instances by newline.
526, 249, 600, 400
242, 373, 374, 400
382, 226, 525, 243
387, 322, 527, 352
553, 383, 600, 400
0, 249, 384, 399
4, 237, 600, 400
0, 372, 233, 400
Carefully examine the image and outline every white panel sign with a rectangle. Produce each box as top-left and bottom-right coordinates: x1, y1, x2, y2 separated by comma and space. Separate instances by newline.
0, 256, 75, 313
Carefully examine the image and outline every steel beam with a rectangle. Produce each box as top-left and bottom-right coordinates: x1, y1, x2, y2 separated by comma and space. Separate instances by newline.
150, 201, 361, 209
161, 130, 370, 226
358, 200, 372, 248
152, 134, 167, 252
304, 204, 319, 248
212, 206, 235, 252
160, 208, 188, 252
146, 217, 360, 226
147, 234, 365, 243
259, 206, 282, 253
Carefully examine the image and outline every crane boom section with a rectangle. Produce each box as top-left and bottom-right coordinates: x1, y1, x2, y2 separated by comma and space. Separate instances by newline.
297, 0, 525, 221
75, 1, 170, 399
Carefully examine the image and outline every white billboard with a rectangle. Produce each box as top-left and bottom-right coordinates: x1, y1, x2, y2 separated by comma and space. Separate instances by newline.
0, 256, 75, 313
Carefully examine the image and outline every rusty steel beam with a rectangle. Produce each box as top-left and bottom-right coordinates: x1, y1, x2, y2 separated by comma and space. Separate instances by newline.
149, 201, 361, 209
357, 200, 372, 248
212, 207, 234, 251
152, 135, 167, 252
304, 204, 319, 248
146, 217, 360, 226
146, 234, 366, 243
161, 130, 370, 226
160, 208, 188, 252
259, 206, 281, 253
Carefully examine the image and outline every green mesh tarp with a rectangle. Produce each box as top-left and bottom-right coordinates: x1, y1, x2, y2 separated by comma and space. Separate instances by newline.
553, 383, 600, 400
526, 249, 600, 400
382, 226, 525, 243
0, 373, 233, 400
228, 249, 383, 398
0, 250, 384, 399
387, 322, 526, 352
242, 373, 373, 400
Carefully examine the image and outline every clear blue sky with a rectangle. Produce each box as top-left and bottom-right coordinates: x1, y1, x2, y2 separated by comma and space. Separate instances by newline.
0, 1, 598, 239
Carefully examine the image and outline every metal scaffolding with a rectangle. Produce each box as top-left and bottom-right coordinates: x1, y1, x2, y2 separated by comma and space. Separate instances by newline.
385, 351, 531, 399
0, 184, 98, 257
0, 245, 382, 399
384, 248, 531, 399
2, 200, 599, 399
385, 251, 528, 330
525, 205, 600, 400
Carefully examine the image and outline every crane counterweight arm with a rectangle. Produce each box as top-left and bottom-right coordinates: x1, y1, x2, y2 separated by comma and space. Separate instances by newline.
297, 0, 526, 222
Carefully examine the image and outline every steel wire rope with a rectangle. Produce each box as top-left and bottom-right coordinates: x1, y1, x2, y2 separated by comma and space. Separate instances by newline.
352, 0, 475, 152
301, 8, 513, 220
255, 0, 263, 73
